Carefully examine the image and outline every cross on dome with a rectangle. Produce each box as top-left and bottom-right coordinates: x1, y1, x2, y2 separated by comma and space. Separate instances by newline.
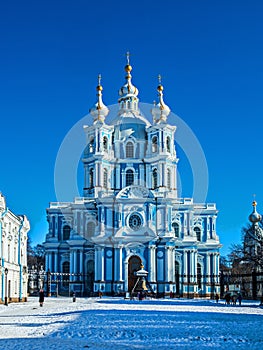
89, 74, 109, 123
151, 74, 170, 123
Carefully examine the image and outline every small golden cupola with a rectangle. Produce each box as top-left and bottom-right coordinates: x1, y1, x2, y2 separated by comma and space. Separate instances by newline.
118, 52, 140, 114
89, 74, 109, 123
151, 74, 171, 124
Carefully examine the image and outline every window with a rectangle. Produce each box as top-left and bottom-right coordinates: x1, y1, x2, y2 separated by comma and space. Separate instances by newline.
63, 225, 70, 240
126, 142, 134, 158
86, 222, 95, 238
166, 136, 171, 153
103, 136, 108, 152
167, 169, 171, 189
172, 222, 179, 237
89, 168, 94, 188
14, 247, 17, 263
126, 169, 134, 186
89, 137, 95, 153
153, 168, 158, 189
103, 169, 108, 188
194, 227, 201, 241
8, 244, 10, 262
152, 136, 158, 153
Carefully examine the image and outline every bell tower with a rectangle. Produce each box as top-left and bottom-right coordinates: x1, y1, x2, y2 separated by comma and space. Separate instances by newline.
83, 75, 114, 198
145, 76, 178, 197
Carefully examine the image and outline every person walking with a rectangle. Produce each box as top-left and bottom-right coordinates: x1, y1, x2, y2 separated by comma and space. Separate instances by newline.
237, 294, 242, 306
39, 289, 45, 307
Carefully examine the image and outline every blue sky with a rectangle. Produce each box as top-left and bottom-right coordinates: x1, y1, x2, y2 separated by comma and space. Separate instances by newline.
1, 0, 263, 256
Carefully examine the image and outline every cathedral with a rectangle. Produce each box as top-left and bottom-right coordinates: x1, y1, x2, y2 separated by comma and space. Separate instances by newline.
44, 57, 221, 297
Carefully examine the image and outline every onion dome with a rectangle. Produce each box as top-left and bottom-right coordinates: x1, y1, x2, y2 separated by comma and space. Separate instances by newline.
89, 74, 109, 123
249, 200, 262, 224
118, 52, 139, 113
151, 75, 170, 124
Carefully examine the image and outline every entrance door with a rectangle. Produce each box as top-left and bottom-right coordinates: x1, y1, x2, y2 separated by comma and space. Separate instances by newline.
128, 256, 142, 292
85, 260, 94, 296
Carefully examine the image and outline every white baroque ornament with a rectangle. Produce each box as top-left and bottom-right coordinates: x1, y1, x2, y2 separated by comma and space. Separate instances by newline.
117, 185, 150, 199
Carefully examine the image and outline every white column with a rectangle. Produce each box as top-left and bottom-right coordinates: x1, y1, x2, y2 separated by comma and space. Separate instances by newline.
206, 253, 211, 284
70, 250, 74, 281
158, 164, 162, 187
215, 253, 220, 283
135, 170, 138, 185
101, 247, 105, 281
95, 163, 99, 187
148, 246, 156, 282
171, 248, 175, 283
183, 250, 188, 283
146, 164, 151, 188
116, 165, 120, 188
94, 247, 100, 281
139, 164, 144, 186
165, 246, 172, 282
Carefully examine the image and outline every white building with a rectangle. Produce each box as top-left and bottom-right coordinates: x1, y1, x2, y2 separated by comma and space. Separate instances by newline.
0, 193, 30, 303
44, 58, 221, 297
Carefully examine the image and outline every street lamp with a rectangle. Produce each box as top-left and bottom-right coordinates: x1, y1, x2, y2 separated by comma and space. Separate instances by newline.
4, 268, 8, 306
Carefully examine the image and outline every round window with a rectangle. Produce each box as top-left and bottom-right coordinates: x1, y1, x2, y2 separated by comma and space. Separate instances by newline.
129, 214, 142, 231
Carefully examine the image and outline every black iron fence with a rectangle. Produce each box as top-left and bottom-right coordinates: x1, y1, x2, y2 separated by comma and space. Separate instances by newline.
220, 270, 263, 300
27, 269, 263, 300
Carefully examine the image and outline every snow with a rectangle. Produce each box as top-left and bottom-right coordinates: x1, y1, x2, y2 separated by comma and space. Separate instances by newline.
1, 297, 263, 349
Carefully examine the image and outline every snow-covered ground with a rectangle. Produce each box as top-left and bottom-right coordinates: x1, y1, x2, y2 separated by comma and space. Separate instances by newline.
0, 297, 263, 350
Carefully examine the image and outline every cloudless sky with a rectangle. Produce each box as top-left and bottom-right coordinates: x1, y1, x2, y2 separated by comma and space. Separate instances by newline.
1, 0, 263, 256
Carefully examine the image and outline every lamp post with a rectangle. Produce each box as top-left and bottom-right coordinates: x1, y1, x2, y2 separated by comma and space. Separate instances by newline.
4, 268, 8, 306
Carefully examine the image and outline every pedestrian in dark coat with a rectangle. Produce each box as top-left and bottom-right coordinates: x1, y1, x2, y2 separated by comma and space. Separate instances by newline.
39, 289, 45, 307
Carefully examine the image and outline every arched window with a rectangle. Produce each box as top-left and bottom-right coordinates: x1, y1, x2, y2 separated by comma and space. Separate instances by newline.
89, 168, 94, 188
103, 169, 108, 188
126, 142, 134, 158
103, 136, 108, 152
166, 136, 171, 153
152, 136, 158, 153
167, 169, 171, 189
126, 169, 134, 186
89, 137, 95, 153
152, 168, 158, 189
63, 225, 70, 240
86, 222, 95, 239
194, 227, 201, 241
172, 222, 179, 237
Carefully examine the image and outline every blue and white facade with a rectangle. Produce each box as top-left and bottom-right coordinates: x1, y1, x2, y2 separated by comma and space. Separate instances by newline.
0, 193, 29, 303
44, 60, 221, 297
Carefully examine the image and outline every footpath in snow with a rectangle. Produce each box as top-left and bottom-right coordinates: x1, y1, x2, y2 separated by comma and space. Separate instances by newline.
0, 297, 263, 350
